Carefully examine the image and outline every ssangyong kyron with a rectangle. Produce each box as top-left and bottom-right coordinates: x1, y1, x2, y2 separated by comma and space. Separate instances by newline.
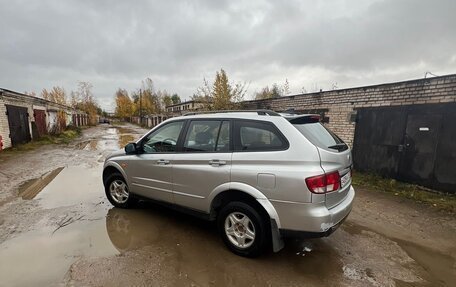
103, 110, 355, 257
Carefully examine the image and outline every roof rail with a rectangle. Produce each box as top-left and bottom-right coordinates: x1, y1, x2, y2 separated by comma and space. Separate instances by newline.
183, 110, 281, 116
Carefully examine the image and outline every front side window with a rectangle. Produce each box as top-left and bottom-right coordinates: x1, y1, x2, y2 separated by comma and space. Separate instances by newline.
235, 120, 288, 151
142, 121, 184, 153
183, 120, 230, 152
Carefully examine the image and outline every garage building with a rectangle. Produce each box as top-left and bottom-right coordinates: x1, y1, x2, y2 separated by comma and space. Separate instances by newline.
0, 88, 88, 150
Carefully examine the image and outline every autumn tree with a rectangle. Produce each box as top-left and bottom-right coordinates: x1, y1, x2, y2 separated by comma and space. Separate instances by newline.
194, 69, 247, 110
115, 88, 134, 119
71, 81, 100, 125
41, 89, 51, 101
255, 86, 273, 100
49, 86, 67, 105
162, 94, 173, 108
42, 87, 65, 104
192, 78, 213, 109
254, 79, 290, 100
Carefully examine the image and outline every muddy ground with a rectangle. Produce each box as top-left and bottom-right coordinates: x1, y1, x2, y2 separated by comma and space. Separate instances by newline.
0, 124, 454, 287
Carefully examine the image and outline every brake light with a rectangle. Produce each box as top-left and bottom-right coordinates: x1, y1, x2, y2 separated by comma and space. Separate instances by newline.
305, 171, 341, 194
326, 172, 341, 192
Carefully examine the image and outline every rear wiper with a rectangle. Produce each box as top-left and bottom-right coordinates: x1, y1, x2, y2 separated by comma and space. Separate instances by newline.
328, 143, 348, 152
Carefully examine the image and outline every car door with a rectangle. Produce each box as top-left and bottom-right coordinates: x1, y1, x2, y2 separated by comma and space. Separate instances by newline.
172, 119, 232, 212
127, 120, 185, 203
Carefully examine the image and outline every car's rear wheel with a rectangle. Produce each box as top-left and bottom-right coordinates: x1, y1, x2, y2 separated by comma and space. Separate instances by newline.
217, 201, 268, 257
105, 172, 137, 208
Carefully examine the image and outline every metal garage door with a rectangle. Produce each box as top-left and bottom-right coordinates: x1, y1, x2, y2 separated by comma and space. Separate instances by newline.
353, 103, 456, 193
33, 109, 47, 136
6, 105, 31, 146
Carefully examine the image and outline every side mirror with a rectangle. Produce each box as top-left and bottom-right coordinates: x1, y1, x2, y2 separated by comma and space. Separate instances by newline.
125, 143, 137, 154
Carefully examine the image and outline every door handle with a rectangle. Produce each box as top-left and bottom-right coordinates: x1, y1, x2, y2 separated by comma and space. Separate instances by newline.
157, 159, 170, 165
209, 160, 226, 166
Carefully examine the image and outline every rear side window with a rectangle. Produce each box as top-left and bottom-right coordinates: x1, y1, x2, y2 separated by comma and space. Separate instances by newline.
234, 120, 288, 151
183, 120, 231, 152
290, 117, 347, 152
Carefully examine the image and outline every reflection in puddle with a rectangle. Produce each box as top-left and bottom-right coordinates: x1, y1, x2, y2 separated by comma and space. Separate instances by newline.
104, 204, 344, 286
0, 165, 117, 287
75, 126, 140, 152
35, 165, 104, 209
0, 218, 117, 287
18, 167, 64, 200
1, 125, 149, 286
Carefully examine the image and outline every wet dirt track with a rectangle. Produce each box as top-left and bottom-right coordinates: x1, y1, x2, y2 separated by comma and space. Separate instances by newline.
0, 124, 455, 287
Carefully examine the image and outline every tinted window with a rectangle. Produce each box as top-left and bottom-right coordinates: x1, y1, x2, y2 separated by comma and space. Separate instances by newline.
293, 122, 347, 152
235, 120, 287, 151
184, 120, 230, 152
142, 121, 184, 153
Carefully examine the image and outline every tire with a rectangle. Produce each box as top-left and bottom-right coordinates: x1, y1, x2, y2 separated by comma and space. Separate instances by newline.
217, 201, 268, 257
104, 172, 137, 208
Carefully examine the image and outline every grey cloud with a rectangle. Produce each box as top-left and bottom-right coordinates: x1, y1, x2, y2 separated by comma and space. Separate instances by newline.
1, 0, 455, 111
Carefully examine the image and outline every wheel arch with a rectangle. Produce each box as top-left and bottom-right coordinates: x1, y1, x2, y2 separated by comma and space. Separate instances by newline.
209, 183, 284, 252
208, 183, 281, 229
103, 162, 128, 186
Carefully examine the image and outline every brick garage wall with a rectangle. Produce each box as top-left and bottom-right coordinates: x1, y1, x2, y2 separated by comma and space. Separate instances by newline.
0, 96, 35, 149
0, 89, 85, 150
242, 74, 456, 146
0, 98, 11, 149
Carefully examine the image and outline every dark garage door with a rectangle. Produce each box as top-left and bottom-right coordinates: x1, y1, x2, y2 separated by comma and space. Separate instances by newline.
353, 103, 456, 193
6, 105, 31, 146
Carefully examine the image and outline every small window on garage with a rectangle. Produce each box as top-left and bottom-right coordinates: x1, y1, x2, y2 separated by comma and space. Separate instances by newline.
234, 120, 288, 151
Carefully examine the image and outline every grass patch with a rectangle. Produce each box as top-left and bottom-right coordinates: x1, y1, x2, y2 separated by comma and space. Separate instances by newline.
0, 126, 82, 154
352, 172, 456, 213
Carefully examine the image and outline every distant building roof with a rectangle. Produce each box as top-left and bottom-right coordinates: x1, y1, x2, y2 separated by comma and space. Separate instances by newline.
165, 100, 204, 109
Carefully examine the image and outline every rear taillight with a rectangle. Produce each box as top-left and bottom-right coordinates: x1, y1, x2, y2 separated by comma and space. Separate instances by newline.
305, 171, 341, 194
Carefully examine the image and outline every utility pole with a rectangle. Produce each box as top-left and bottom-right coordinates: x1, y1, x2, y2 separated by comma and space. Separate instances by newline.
139, 88, 142, 125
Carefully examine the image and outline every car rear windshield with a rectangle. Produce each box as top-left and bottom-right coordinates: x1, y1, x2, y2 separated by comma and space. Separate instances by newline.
289, 116, 348, 152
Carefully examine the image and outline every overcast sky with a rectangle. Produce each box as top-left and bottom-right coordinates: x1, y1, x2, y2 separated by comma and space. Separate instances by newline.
1, 0, 455, 111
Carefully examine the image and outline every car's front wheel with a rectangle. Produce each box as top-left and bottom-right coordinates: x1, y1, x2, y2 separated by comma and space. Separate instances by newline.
104, 172, 137, 208
217, 201, 268, 257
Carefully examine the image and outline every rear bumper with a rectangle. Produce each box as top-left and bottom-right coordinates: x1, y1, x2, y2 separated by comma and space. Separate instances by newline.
271, 186, 355, 237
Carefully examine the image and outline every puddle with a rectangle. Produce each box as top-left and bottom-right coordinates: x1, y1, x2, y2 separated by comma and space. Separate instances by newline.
35, 165, 104, 209
101, 203, 344, 286
342, 221, 456, 287
18, 167, 64, 200
78, 127, 140, 152
118, 134, 135, 148
75, 140, 92, 150
0, 215, 117, 287
394, 239, 456, 287
5, 161, 345, 286
0, 165, 117, 287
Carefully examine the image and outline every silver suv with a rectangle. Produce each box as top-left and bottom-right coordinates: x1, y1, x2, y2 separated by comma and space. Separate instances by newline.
103, 110, 355, 257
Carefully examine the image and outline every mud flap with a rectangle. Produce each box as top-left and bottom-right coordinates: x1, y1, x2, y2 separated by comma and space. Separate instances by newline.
271, 219, 284, 252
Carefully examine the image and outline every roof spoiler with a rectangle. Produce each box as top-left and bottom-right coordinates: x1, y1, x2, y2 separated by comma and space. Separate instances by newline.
283, 114, 321, 124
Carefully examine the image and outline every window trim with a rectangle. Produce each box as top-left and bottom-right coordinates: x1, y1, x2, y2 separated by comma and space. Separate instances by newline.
233, 119, 289, 152
178, 119, 233, 153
